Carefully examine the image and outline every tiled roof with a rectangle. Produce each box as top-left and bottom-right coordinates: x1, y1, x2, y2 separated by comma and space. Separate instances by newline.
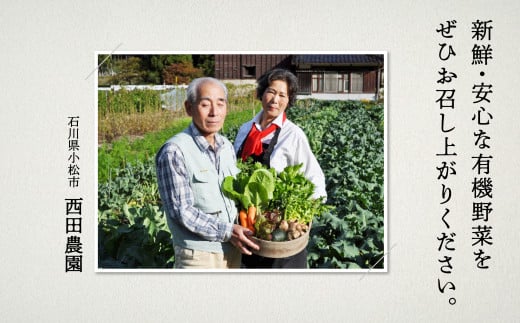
292, 54, 383, 66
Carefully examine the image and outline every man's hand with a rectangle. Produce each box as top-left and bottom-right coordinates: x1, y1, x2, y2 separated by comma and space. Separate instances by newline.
230, 224, 260, 255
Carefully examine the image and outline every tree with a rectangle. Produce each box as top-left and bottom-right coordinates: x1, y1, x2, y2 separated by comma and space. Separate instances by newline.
162, 61, 203, 85
97, 55, 207, 85
142, 55, 193, 84
97, 54, 114, 76
193, 55, 215, 77
112, 56, 146, 85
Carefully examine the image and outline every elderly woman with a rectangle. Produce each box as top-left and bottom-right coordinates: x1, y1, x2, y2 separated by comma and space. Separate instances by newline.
234, 69, 327, 268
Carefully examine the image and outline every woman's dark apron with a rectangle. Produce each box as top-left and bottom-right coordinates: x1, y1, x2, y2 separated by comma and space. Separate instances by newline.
237, 127, 308, 269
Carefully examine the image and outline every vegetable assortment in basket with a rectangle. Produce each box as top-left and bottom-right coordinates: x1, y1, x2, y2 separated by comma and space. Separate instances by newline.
222, 160, 330, 242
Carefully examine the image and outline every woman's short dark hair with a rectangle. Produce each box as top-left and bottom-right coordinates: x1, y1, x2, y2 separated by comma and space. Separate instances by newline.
256, 69, 299, 107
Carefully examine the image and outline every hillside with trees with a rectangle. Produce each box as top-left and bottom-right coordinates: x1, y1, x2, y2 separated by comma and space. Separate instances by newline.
97, 54, 215, 86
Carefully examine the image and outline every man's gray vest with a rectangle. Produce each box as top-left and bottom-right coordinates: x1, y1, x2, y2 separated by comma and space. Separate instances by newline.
165, 130, 238, 254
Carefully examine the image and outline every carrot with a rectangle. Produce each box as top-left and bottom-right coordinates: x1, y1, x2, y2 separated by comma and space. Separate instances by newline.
247, 206, 257, 233
239, 209, 248, 228
247, 205, 257, 227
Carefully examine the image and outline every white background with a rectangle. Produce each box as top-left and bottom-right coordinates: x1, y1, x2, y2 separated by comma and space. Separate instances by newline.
1, 1, 519, 322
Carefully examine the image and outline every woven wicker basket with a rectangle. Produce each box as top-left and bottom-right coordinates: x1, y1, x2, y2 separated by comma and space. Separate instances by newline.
250, 222, 311, 258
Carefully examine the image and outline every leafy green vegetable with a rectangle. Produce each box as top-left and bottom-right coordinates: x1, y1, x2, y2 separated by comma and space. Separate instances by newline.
222, 161, 276, 214
269, 163, 332, 224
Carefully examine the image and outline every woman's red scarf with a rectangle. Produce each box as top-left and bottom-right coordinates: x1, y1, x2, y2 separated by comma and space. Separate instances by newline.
241, 113, 286, 161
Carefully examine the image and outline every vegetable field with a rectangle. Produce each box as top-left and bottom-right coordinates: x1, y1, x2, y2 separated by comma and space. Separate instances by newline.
98, 99, 385, 269
289, 100, 385, 269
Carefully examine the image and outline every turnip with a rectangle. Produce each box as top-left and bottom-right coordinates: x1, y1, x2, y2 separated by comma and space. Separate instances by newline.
272, 228, 287, 242
279, 220, 289, 232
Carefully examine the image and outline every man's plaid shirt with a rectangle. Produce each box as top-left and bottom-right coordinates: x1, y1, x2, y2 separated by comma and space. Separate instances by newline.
156, 123, 234, 242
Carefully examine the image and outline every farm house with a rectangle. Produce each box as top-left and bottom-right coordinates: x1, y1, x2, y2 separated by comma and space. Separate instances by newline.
214, 54, 384, 101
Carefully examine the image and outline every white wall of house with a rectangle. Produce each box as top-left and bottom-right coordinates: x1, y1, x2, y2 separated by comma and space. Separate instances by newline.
98, 84, 188, 91
297, 93, 377, 101
221, 79, 257, 86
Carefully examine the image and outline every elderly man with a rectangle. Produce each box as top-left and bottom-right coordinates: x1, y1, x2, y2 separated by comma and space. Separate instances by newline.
156, 77, 259, 269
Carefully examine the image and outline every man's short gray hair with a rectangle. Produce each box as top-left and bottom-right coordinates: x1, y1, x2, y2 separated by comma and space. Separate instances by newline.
186, 77, 228, 105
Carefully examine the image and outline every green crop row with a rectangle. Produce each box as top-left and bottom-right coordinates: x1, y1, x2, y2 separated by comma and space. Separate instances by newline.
98, 88, 165, 117
98, 108, 258, 183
